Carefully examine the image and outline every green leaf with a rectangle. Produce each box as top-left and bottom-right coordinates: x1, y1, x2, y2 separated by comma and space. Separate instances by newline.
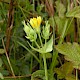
21, 65, 30, 75
0, 58, 3, 67
0, 73, 4, 79
49, 17, 55, 28
65, 75, 76, 80
45, 53, 52, 58
54, 68, 65, 79
54, 16, 66, 35
37, 4, 44, 13
66, 6, 80, 18
41, 53, 52, 59
1, 70, 9, 76
0, 32, 5, 40
31, 70, 45, 80
54, 62, 74, 79
31, 70, 52, 80
55, 42, 80, 69
45, 36, 53, 53
0, 49, 5, 54
55, 1, 66, 18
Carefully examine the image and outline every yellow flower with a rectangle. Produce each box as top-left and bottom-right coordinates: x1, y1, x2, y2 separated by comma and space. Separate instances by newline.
30, 16, 42, 28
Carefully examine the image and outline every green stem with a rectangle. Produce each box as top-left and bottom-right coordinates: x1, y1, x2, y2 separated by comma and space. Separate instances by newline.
45, 39, 47, 50
30, 56, 33, 73
38, 33, 43, 47
18, 5, 26, 19
74, 0, 77, 6
33, 0, 35, 12
50, 19, 70, 71
34, 41, 43, 69
17, 41, 40, 64
34, 41, 40, 49
67, 0, 70, 12
39, 54, 43, 69
2, 39, 15, 77
58, 19, 69, 44
76, 69, 78, 80
34, 40, 44, 69
49, 17, 55, 80
43, 53, 48, 80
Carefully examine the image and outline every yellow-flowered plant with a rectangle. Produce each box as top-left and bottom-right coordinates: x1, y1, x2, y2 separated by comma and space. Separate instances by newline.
22, 16, 53, 80
30, 16, 42, 33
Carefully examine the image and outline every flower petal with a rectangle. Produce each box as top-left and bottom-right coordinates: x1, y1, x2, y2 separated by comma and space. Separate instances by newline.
37, 16, 42, 27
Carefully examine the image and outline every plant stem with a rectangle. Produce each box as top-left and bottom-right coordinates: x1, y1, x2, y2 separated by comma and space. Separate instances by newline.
18, 5, 26, 19
30, 55, 33, 73
6, 0, 14, 54
34, 39, 43, 69
74, 0, 77, 6
38, 33, 44, 69
67, 0, 70, 12
45, 39, 47, 47
33, 0, 35, 12
34, 41, 40, 49
43, 53, 48, 80
17, 41, 40, 64
49, 17, 55, 80
76, 69, 78, 80
34, 41, 43, 69
58, 19, 69, 44
38, 33, 43, 47
2, 39, 15, 77
50, 19, 69, 71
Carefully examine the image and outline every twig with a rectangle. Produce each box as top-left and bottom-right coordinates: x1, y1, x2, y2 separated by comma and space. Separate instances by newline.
76, 0, 80, 4
6, 0, 14, 54
4, 74, 31, 79
45, 0, 54, 16
55, 36, 60, 40
2, 39, 15, 77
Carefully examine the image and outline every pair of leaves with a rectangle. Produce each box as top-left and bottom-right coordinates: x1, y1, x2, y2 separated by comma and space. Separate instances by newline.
55, 42, 80, 69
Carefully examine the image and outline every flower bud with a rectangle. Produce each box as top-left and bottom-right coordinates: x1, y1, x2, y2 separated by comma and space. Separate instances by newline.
22, 21, 37, 42
42, 21, 50, 39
